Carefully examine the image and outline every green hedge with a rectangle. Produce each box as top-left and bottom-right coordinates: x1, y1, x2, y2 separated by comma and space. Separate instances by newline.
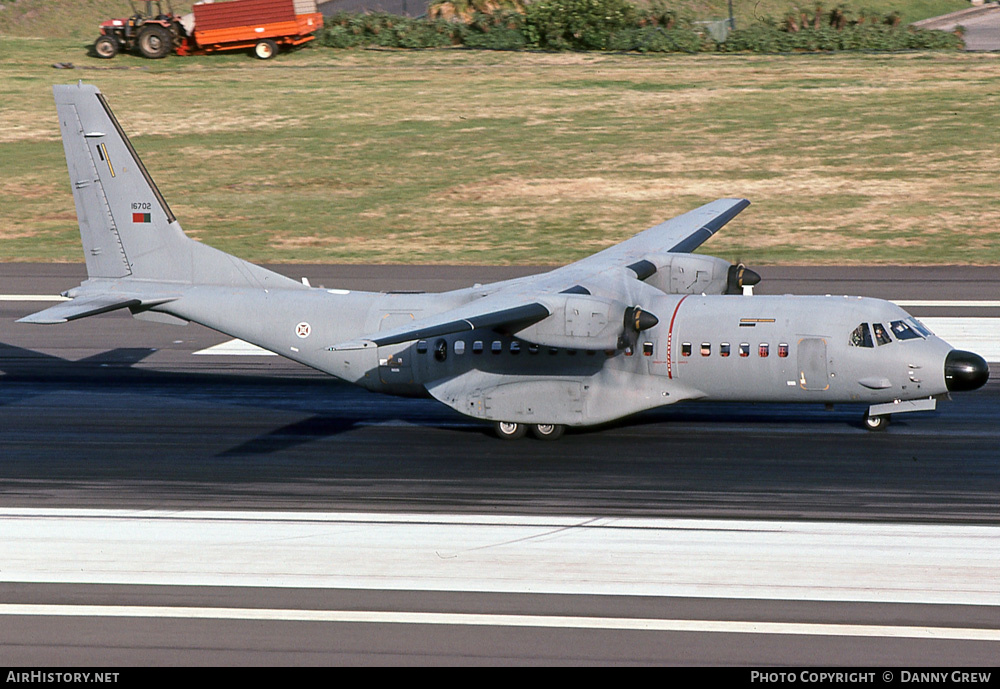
313, 2, 962, 53
720, 22, 964, 52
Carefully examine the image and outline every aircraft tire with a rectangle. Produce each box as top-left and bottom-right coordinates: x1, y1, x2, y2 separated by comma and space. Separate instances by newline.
95, 36, 119, 59
494, 421, 527, 440
254, 39, 279, 59
530, 423, 565, 440
137, 25, 172, 59
862, 412, 890, 432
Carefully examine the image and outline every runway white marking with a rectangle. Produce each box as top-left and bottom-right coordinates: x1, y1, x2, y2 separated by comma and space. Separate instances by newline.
921, 318, 1000, 361
1, 604, 998, 640
0, 295, 70, 301
192, 339, 277, 356
893, 300, 1000, 308
1, 509, 998, 607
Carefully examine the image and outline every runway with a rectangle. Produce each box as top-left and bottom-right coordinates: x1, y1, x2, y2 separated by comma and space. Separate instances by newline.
1, 264, 998, 665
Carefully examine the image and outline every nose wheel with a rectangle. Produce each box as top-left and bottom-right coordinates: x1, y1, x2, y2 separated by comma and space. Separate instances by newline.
862, 411, 890, 432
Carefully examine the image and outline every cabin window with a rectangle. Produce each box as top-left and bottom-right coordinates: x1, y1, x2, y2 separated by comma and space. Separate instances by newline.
624, 346, 633, 357
873, 323, 892, 346
510, 341, 521, 355
778, 343, 789, 358
720, 343, 731, 357
472, 340, 484, 354
759, 343, 769, 358
890, 320, 921, 341
739, 343, 750, 357
528, 343, 540, 354
701, 343, 711, 357
643, 342, 654, 356
434, 339, 447, 362
454, 340, 466, 355
492, 341, 503, 354
549, 347, 559, 355
567, 349, 577, 356
681, 342, 692, 357
416, 340, 427, 354
850, 323, 874, 348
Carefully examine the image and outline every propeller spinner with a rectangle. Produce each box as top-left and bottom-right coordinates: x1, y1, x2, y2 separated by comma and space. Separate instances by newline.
726, 263, 761, 294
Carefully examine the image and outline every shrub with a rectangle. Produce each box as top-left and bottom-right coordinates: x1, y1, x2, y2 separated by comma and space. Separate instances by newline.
523, 0, 638, 50
462, 10, 528, 50
607, 26, 705, 53
315, 12, 460, 49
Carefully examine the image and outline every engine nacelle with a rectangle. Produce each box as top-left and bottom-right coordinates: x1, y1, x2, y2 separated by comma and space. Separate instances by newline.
637, 253, 759, 295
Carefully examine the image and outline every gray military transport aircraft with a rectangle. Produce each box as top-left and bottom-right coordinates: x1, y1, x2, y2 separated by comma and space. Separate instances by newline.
20, 83, 990, 439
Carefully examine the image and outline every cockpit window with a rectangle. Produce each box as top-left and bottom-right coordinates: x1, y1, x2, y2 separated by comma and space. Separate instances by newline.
850, 323, 873, 348
890, 320, 922, 341
873, 322, 892, 346
908, 318, 932, 337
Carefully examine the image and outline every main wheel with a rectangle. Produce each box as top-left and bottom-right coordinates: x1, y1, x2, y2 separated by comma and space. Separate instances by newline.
94, 36, 119, 59
862, 411, 890, 432
254, 39, 279, 60
530, 423, 565, 441
494, 421, 527, 440
137, 25, 172, 59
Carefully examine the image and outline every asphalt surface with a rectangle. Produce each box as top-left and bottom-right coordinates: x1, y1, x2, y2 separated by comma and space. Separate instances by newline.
914, 3, 1000, 51
1, 264, 998, 665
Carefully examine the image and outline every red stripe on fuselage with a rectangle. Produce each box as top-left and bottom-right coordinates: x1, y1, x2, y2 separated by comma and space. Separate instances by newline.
666, 295, 689, 380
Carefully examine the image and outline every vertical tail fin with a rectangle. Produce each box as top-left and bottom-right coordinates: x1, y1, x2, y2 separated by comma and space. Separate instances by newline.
53, 82, 299, 289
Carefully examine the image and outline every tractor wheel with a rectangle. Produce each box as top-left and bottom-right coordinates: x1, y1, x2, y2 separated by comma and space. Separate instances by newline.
94, 36, 119, 59
254, 39, 279, 60
137, 25, 172, 59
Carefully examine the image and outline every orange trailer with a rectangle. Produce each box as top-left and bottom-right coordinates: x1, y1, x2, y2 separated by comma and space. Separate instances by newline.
177, 0, 323, 59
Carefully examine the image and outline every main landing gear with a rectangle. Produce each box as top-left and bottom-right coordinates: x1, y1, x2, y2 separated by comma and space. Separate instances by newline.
494, 421, 566, 440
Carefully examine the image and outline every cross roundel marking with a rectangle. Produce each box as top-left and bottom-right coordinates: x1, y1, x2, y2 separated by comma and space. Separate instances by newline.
295, 322, 311, 338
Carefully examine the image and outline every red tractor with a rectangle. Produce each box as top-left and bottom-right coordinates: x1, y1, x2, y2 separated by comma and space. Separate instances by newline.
94, 1, 186, 59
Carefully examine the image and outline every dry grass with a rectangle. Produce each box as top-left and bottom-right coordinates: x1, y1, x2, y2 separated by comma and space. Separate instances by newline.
1, 41, 999, 265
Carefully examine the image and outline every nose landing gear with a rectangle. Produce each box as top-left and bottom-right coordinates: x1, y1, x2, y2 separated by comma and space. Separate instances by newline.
862, 411, 890, 432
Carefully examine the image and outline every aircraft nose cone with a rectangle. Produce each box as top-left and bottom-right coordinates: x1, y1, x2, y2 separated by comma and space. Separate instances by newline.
944, 350, 989, 392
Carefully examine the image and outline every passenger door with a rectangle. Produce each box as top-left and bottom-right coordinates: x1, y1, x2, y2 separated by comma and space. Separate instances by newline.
797, 337, 829, 390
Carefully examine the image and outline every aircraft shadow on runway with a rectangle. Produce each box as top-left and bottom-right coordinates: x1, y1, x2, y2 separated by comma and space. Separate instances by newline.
0, 340, 466, 454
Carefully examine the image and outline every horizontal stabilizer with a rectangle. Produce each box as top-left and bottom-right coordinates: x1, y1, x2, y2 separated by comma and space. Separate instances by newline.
16, 294, 171, 324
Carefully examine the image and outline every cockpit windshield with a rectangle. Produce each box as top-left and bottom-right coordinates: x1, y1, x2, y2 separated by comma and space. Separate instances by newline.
872, 322, 892, 345
852, 318, 929, 348
850, 323, 873, 348
890, 320, 922, 341
907, 317, 932, 337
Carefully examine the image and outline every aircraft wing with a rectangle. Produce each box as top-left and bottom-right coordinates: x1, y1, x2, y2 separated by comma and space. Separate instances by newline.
563, 197, 750, 273
330, 198, 750, 351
